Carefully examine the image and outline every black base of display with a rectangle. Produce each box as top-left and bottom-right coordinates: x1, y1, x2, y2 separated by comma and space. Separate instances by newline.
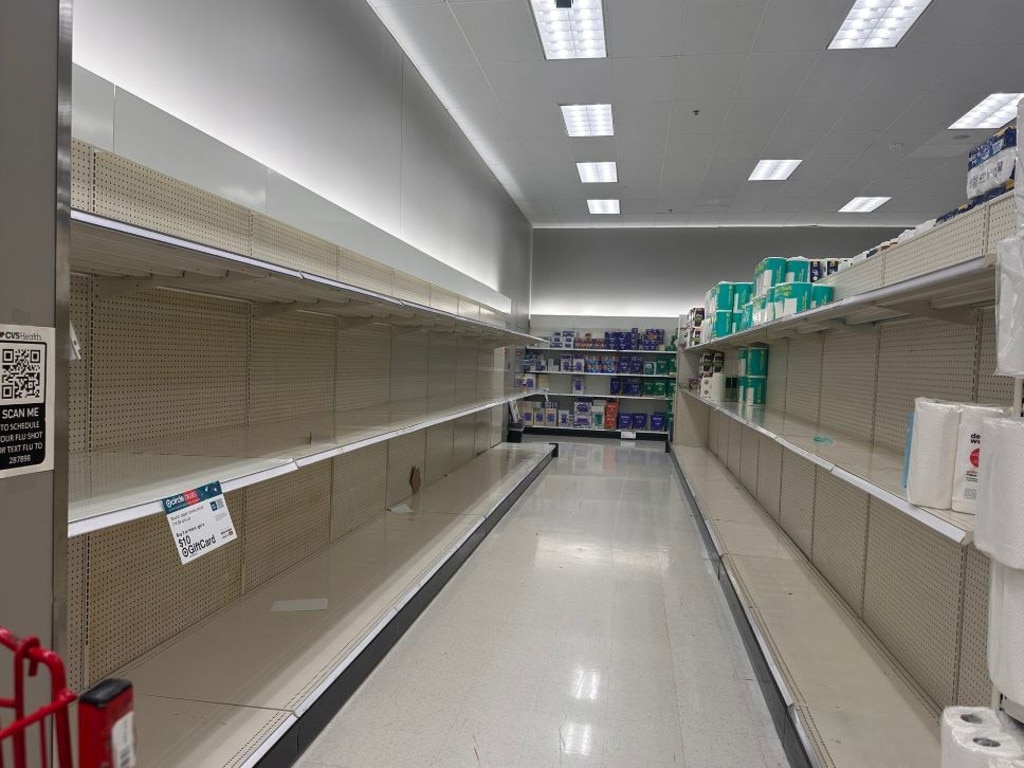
524, 426, 669, 442
257, 444, 555, 768
669, 448, 814, 768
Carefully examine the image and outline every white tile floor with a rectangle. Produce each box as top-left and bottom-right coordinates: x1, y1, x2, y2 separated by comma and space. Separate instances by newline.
298, 438, 789, 768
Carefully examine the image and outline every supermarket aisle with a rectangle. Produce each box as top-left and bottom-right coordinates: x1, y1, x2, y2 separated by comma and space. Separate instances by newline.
298, 438, 787, 768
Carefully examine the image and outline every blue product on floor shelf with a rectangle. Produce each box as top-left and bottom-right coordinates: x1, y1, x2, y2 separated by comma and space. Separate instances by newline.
625, 378, 642, 396
651, 413, 666, 431
618, 413, 633, 430
633, 413, 648, 430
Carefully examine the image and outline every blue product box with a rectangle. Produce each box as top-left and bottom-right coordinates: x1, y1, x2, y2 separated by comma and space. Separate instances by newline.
629, 357, 643, 374
573, 357, 585, 372
626, 378, 642, 396
610, 377, 622, 395
618, 357, 631, 373
651, 413, 666, 431
560, 354, 572, 371
633, 413, 648, 430
617, 413, 633, 430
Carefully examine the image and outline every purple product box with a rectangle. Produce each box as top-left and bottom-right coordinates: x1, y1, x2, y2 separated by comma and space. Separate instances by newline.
618, 413, 633, 430
610, 377, 622, 395
633, 413, 648, 430
629, 358, 643, 374
560, 354, 572, 371
625, 378, 642, 396
617, 357, 631, 373
651, 413, 666, 431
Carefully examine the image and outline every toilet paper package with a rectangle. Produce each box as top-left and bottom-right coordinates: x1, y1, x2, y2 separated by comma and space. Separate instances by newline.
997, 235, 1024, 375
952, 404, 1012, 513
942, 707, 1023, 768
976, 417, 1024, 567
941, 726, 1024, 768
906, 398, 961, 509
988, 563, 1024, 705
709, 372, 727, 402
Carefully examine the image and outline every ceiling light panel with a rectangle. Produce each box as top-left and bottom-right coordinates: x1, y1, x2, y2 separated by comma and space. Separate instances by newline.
577, 162, 618, 183
588, 199, 620, 214
949, 93, 1024, 130
529, 0, 606, 60
561, 104, 614, 137
748, 159, 802, 181
839, 196, 891, 213
828, 0, 932, 49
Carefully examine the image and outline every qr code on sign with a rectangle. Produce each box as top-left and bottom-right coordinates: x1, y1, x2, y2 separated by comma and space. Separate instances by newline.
1, 344, 45, 403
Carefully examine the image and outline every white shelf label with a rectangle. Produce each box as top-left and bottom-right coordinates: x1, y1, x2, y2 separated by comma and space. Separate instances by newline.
163, 481, 237, 564
0, 324, 55, 478
621, 431, 637, 440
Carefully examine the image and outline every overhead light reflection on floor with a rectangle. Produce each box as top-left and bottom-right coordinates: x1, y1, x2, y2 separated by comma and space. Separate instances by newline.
559, 720, 595, 756
571, 667, 602, 701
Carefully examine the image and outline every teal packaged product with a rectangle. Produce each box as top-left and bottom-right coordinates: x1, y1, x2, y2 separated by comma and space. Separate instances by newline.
743, 376, 767, 406
738, 377, 747, 404
737, 347, 749, 376
711, 310, 732, 339
741, 302, 753, 330
732, 282, 754, 311
812, 284, 835, 309
732, 311, 743, 335
751, 296, 767, 326
668, 357, 677, 374
755, 257, 787, 297
765, 287, 777, 323
746, 346, 768, 377
707, 281, 735, 312
773, 281, 812, 318
655, 359, 669, 375
785, 258, 810, 283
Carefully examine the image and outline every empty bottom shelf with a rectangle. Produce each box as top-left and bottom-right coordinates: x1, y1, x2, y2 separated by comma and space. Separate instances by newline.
118, 442, 554, 768
671, 444, 939, 768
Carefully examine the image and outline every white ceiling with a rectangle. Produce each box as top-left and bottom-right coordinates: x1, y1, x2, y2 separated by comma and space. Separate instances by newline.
368, 0, 1024, 228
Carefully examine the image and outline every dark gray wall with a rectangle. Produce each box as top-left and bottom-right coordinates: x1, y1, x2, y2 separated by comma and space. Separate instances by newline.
531, 227, 903, 316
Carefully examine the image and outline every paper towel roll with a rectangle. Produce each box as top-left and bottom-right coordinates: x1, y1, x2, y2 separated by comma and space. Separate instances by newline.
997, 235, 1024, 375
952, 405, 1012, 514
709, 372, 727, 402
906, 398, 960, 509
699, 376, 713, 399
942, 707, 1020, 768
976, 418, 1024, 567
941, 727, 1024, 768
989, 563, 1024, 705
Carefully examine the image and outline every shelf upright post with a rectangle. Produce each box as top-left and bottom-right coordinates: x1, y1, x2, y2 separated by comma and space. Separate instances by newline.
0, 0, 72, 685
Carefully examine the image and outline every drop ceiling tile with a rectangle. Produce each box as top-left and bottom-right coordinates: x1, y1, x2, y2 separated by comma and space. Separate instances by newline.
859, 48, 955, 100
656, 212, 695, 226
906, 132, 986, 161
569, 137, 619, 162
669, 99, 731, 134
507, 106, 567, 138
450, 0, 544, 63
620, 160, 666, 186
618, 137, 668, 164
810, 130, 881, 160
775, 96, 848, 133
429, 64, 496, 109
682, 0, 767, 55
616, 102, 672, 136
711, 131, 771, 161
724, 98, 789, 132
675, 55, 748, 99
622, 213, 658, 226
612, 57, 679, 103
699, 159, 753, 198
620, 197, 660, 215
657, 183, 703, 207
371, 0, 444, 5
606, 0, 686, 56
736, 52, 820, 99
663, 131, 720, 162
799, 50, 890, 99
832, 97, 909, 132
545, 59, 614, 103
475, 137, 529, 166
663, 150, 712, 182
888, 93, 979, 133
449, 104, 518, 139
620, 182, 662, 200
790, 157, 849, 180
482, 62, 555, 108
514, 162, 577, 184
762, 131, 825, 158
880, 156, 944, 181
519, 136, 573, 165
753, 0, 851, 52
376, 5, 477, 66
860, 178, 920, 197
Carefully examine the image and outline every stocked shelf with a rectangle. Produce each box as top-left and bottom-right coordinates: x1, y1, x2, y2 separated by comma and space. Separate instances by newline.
686, 256, 993, 353
671, 444, 939, 768
525, 391, 672, 401
680, 388, 973, 543
524, 371, 676, 379
124, 443, 554, 768
524, 425, 668, 437
69, 390, 536, 536
70, 211, 544, 348
525, 346, 675, 355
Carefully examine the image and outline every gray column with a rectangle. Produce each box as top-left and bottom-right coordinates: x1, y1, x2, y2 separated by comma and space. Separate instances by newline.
0, 0, 72, 661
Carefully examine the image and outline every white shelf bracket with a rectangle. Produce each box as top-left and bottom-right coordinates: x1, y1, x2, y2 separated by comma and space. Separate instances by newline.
880, 299, 977, 326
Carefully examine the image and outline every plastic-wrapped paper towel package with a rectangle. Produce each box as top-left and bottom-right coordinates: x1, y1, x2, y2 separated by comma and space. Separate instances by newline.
997, 235, 1024, 375
941, 707, 1024, 768
989, 563, 1024, 706
976, 417, 1024, 567
906, 398, 961, 509
952, 404, 1012, 513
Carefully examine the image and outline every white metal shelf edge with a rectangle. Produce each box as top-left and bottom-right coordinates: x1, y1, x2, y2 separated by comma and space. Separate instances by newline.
526, 346, 676, 355
526, 391, 672, 401
682, 390, 970, 544
239, 715, 299, 768
525, 371, 677, 379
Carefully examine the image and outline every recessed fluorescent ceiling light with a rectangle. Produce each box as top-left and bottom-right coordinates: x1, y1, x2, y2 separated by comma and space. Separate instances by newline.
828, 0, 932, 49
588, 199, 620, 214
577, 162, 618, 183
748, 159, 802, 181
529, 0, 606, 60
839, 196, 891, 213
561, 104, 614, 137
949, 93, 1024, 130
